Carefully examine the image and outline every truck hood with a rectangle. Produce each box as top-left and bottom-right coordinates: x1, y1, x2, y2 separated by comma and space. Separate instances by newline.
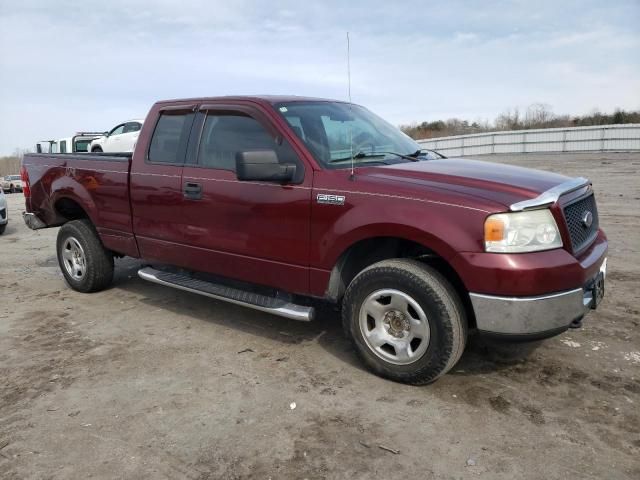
368, 158, 570, 209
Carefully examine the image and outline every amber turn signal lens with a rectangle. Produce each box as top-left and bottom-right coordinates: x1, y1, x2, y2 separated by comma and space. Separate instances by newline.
484, 217, 505, 242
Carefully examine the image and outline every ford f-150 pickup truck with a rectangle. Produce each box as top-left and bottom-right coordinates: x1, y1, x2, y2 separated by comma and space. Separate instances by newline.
21, 96, 607, 384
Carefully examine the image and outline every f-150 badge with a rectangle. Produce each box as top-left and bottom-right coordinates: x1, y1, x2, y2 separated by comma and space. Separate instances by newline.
316, 193, 346, 205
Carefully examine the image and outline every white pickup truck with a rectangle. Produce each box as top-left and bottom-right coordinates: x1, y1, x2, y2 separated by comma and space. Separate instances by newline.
36, 132, 104, 154
56, 132, 104, 153
88, 119, 144, 153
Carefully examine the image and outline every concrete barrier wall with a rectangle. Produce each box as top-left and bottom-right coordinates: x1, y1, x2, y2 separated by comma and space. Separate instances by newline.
417, 124, 640, 157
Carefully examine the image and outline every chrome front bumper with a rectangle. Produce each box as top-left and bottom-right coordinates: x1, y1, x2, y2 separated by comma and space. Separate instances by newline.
470, 260, 606, 338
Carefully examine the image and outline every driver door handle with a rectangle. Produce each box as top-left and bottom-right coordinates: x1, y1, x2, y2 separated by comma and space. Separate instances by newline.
184, 182, 202, 200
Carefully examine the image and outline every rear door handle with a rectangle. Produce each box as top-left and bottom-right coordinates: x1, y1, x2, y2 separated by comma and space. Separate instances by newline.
184, 182, 202, 200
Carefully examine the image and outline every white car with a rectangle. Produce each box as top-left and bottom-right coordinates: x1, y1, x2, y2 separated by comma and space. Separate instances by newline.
1, 175, 23, 193
0, 188, 7, 234
89, 119, 144, 153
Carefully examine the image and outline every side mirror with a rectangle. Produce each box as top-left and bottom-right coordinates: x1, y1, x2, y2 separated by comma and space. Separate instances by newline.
236, 150, 296, 183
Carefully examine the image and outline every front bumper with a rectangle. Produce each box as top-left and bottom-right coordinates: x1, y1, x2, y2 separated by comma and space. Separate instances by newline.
470, 259, 606, 339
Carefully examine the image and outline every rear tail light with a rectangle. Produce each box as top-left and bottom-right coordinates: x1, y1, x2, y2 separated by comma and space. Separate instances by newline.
20, 165, 31, 198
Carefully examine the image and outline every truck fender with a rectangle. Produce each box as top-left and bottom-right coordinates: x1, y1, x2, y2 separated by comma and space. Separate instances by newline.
322, 222, 461, 271
49, 176, 98, 225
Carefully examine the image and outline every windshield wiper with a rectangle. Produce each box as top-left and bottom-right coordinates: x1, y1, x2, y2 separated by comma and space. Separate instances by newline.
380, 151, 420, 162
329, 150, 419, 163
328, 151, 385, 163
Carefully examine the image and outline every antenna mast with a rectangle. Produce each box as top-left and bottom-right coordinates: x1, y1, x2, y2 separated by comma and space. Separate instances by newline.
347, 32, 355, 179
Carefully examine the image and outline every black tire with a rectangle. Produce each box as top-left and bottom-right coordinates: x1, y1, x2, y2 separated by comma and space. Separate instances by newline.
10, 185, 15, 193
342, 259, 467, 385
56, 219, 114, 293
0, 224, 6, 235
92, 146, 103, 153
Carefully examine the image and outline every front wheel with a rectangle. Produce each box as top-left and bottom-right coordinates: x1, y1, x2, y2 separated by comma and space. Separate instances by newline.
0, 224, 6, 235
56, 219, 114, 292
342, 259, 467, 385
91, 146, 103, 153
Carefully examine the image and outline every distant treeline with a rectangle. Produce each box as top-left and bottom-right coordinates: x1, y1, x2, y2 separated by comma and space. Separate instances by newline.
0, 155, 22, 177
401, 104, 640, 140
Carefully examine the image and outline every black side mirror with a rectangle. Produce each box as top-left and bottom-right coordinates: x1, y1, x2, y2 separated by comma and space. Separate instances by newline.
236, 150, 296, 183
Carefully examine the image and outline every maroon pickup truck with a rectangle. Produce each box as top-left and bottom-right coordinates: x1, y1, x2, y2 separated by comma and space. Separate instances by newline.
21, 96, 607, 384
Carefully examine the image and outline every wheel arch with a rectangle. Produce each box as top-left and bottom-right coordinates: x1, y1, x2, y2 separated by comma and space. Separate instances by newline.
325, 233, 476, 329
55, 196, 90, 221
51, 190, 97, 228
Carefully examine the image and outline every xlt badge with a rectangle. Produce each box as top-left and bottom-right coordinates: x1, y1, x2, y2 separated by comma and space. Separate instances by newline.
316, 193, 346, 206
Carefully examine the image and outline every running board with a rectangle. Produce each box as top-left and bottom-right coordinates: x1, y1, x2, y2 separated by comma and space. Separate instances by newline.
138, 267, 314, 322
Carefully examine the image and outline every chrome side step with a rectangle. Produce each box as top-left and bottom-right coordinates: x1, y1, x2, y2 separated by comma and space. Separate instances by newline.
138, 267, 314, 322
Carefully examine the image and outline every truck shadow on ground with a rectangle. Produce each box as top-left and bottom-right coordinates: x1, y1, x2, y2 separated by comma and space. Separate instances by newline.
111, 258, 541, 379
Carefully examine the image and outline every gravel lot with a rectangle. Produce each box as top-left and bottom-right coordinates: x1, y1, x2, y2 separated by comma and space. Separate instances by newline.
1, 152, 639, 479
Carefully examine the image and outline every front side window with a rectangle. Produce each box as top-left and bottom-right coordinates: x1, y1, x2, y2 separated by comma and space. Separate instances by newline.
110, 124, 125, 136
59, 140, 67, 153
197, 113, 299, 174
148, 111, 194, 164
275, 102, 422, 168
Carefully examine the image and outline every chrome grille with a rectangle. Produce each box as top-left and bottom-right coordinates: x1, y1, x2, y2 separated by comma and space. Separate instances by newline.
563, 194, 599, 253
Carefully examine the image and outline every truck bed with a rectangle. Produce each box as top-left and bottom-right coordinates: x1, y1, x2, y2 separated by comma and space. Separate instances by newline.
23, 152, 137, 256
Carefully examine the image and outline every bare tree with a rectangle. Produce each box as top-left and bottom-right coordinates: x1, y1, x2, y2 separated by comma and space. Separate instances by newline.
525, 103, 554, 127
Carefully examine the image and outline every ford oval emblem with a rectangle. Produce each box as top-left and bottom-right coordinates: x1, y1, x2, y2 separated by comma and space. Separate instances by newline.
582, 211, 593, 228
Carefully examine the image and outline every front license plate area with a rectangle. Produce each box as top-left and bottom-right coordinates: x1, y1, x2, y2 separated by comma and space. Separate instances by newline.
591, 272, 605, 309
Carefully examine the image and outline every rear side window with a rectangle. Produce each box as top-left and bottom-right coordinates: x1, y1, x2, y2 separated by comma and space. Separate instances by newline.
59, 140, 67, 153
148, 112, 194, 164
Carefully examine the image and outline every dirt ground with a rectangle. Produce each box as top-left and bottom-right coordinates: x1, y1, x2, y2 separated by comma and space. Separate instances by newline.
1, 152, 639, 479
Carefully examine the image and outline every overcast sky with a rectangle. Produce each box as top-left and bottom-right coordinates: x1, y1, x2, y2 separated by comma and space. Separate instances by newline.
1, 0, 639, 155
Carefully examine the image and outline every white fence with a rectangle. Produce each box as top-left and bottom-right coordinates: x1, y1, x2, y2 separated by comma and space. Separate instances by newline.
417, 124, 640, 157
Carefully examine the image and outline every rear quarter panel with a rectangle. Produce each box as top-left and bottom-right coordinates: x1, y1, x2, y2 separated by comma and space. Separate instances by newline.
24, 153, 137, 256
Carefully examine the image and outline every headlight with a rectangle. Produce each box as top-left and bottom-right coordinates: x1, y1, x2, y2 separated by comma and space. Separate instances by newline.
484, 209, 562, 253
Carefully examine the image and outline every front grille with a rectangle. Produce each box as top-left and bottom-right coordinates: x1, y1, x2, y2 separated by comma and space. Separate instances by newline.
0, 208, 5, 220
563, 194, 599, 253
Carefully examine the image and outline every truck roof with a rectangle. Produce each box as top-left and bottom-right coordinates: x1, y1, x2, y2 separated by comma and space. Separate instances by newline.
154, 95, 347, 106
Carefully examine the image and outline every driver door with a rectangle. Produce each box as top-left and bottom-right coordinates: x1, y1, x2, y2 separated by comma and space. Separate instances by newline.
179, 103, 313, 294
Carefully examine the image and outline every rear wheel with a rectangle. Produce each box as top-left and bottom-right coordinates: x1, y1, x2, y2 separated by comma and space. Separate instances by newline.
342, 259, 467, 384
56, 219, 114, 292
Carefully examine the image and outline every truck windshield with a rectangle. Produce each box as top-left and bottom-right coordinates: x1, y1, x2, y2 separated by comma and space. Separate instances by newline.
275, 102, 422, 168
